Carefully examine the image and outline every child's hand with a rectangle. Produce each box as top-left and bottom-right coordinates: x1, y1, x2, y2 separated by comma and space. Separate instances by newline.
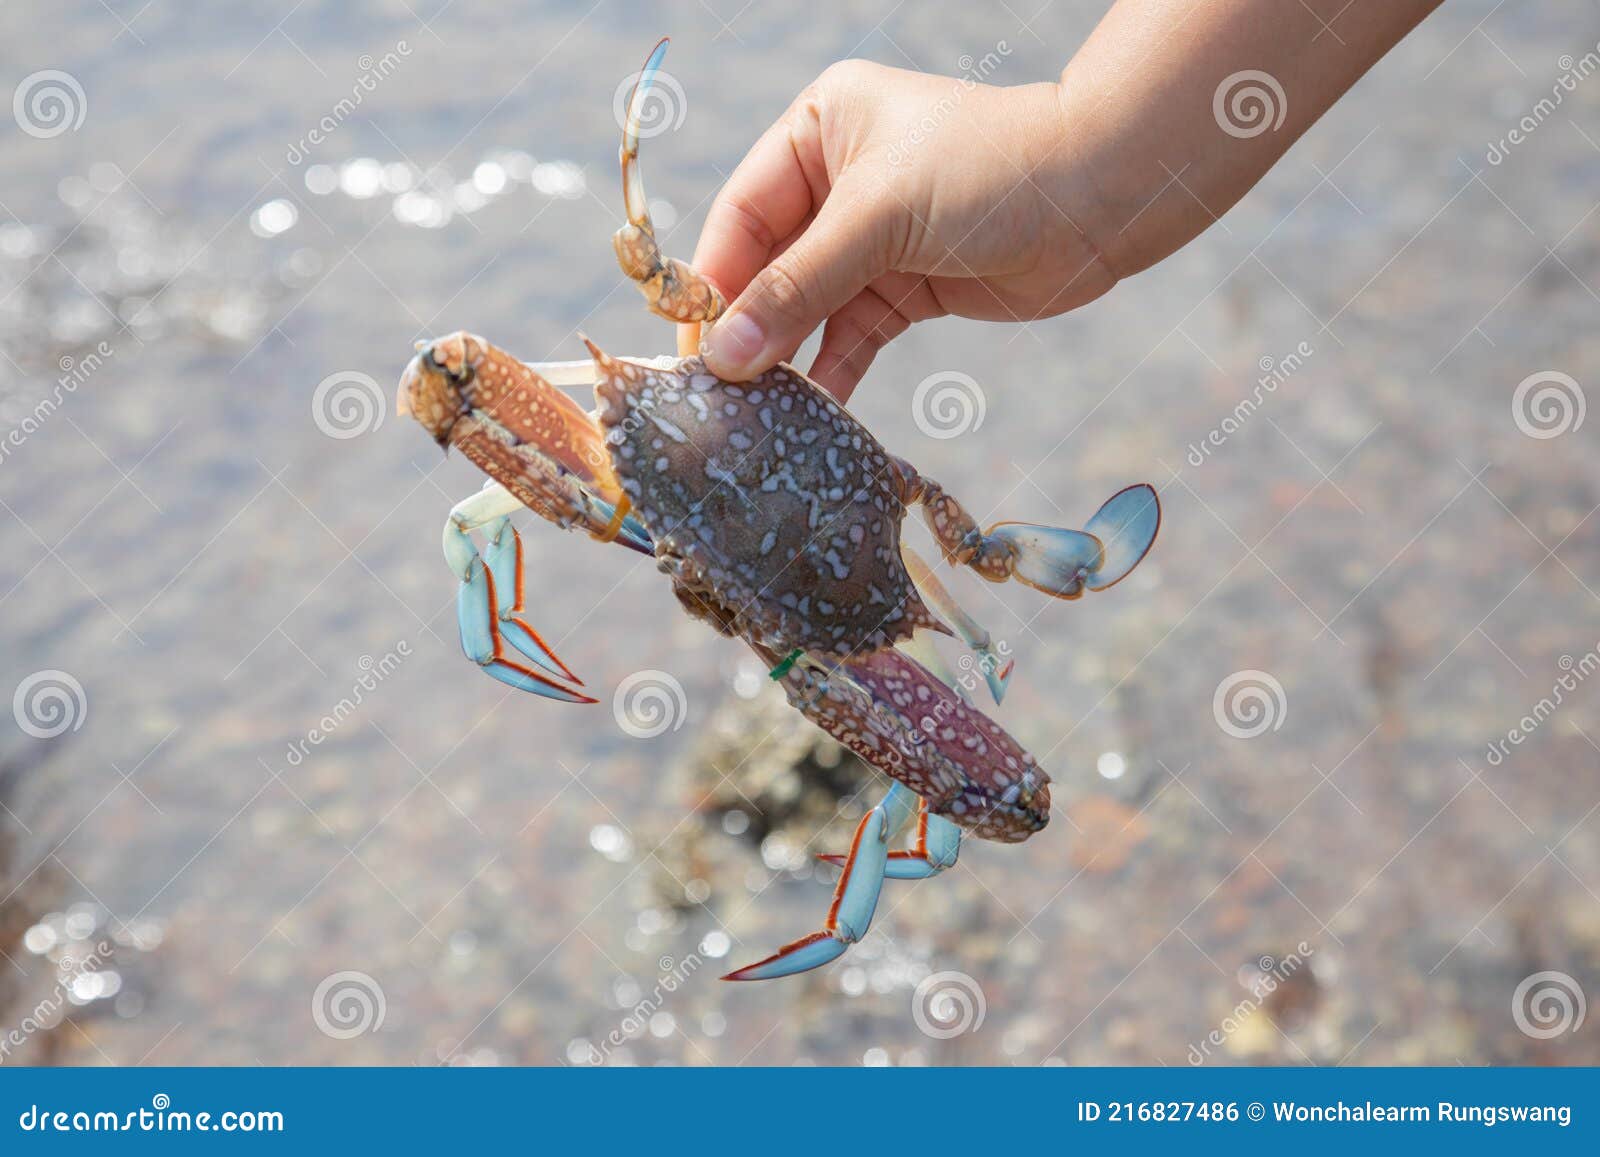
692, 61, 1111, 399
693, 0, 1443, 400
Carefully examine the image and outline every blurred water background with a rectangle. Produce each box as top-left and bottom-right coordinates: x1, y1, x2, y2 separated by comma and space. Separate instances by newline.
1, 0, 1597, 1065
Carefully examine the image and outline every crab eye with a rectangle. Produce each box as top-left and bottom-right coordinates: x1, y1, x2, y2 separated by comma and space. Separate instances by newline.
422, 345, 474, 387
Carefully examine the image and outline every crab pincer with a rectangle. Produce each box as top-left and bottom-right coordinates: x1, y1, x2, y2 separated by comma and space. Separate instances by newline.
726, 645, 1050, 981
722, 783, 917, 981
398, 332, 658, 701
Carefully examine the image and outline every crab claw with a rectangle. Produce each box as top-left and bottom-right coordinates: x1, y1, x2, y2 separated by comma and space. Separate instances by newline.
773, 646, 1051, 843
723, 789, 901, 981
457, 555, 593, 703
819, 792, 962, 880
483, 518, 584, 686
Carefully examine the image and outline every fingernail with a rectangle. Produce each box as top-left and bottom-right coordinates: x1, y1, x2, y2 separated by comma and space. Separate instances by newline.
703, 311, 764, 376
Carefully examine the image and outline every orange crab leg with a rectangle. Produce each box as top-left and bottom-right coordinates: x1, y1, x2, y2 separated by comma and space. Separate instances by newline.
613, 38, 726, 335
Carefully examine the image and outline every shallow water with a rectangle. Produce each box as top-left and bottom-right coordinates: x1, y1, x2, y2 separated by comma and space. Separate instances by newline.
1, 1, 1598, 1065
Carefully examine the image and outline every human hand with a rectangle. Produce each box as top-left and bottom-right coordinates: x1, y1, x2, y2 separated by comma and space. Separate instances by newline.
691, 60, 1112, 400
692, 0, 1444, 401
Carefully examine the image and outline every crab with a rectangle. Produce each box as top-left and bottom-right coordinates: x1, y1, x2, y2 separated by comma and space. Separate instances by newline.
396, 39, 1161, 981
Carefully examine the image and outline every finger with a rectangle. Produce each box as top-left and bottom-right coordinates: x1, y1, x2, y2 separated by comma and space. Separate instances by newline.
807, 286, 914, 401
680, 214, 812, 355
691, 101, 828, 303
703, 171, 894, 381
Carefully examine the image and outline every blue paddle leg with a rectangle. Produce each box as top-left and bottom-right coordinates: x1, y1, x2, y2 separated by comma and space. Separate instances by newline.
1081, 483, 1162, 591
985, 483, 1161, 598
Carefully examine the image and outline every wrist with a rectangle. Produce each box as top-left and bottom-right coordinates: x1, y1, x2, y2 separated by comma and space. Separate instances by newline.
1005, 78, 1126, 310
1042, 70, 1159, 283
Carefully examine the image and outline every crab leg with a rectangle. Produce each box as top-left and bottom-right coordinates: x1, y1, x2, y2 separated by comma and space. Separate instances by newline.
613, 37, 725, 353
898, 472, 1162, 601
444, 484, 595, 703
821, 792, 961, 880
722, 783, 919, 982
901, 545, 1013, 704
896, 630, 972, 707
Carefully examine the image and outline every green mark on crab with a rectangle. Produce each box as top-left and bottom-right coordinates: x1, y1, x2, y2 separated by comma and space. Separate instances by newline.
769, 648, 804, 681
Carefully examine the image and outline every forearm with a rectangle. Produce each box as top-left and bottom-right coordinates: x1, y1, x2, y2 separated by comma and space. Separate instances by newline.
1048, 0, 1443, 279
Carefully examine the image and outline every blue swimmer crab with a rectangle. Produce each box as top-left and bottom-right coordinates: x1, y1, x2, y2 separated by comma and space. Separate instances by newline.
396, 40, 1161, 981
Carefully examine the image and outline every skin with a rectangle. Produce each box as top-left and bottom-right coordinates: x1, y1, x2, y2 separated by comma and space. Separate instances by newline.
690, 0, 1445, 400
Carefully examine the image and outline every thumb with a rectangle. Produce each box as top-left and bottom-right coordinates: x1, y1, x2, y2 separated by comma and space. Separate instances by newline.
702, 174, 893, 380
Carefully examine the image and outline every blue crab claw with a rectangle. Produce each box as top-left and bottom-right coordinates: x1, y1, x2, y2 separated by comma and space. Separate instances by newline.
723, 786, 913, 982
482, 518, 585, 686
457, 555, 594, 704
1082, 483, 1161, 591
820, 792, 961, 880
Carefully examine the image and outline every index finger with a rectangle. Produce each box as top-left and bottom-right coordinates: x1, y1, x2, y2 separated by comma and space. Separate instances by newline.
691, 102, 829, 302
